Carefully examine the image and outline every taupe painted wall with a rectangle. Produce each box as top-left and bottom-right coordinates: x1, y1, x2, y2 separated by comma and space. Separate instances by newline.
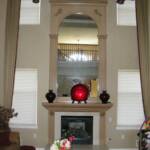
1, 0, 140, 148
106, 0, 139, 148
14, 0, 50, 146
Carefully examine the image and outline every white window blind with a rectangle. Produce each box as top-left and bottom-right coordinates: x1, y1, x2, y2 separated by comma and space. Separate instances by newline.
20, 0, 41, 25
117, 0, 136, 26
10, 69, 38, 128
117, 70, 145, 129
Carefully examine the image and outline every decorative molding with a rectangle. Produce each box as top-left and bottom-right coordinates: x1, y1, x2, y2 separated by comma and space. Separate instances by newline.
50, 112, 54, 116
43, 102, 113, 113
43, 102, 113, 145
94, 9, 102, 16
54, 8, 63, 16
48, 0, 108, 105
97, 34, 107, 39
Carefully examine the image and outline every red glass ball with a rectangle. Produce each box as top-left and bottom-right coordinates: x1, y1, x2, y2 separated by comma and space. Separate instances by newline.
71, 83, 89, 102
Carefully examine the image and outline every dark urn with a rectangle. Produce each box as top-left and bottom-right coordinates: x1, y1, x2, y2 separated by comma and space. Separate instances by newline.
45, 90, 56, 103
99, 90, 110, 104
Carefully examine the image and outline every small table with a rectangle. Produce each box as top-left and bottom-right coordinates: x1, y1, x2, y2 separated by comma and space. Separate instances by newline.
45, 144, 108, 150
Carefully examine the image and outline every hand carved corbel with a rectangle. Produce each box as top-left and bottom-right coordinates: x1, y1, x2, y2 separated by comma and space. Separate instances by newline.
54, 8, 63, 16
97, 34, 107, 40
94, 9, 102, 16
49, 111, 54, 116
49, 34, 58, 39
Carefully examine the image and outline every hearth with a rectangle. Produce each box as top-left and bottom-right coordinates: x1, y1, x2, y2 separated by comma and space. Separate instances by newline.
61, 116, 93, 144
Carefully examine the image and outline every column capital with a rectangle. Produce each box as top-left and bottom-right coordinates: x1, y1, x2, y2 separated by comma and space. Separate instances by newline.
49, 34, 58, 39
97, 34, 107, 40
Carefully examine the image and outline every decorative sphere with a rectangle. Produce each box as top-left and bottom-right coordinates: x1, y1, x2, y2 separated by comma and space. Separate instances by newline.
71, 83, 89, 103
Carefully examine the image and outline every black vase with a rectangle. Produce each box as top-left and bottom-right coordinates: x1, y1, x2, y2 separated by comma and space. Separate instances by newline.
45, 90, 56, 103
99, 90, 110, 104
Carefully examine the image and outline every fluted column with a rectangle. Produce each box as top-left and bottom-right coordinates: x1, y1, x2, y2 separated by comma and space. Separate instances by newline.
48, 111, 55, 144
97, 34, 107, 92
49, 34, 58, 93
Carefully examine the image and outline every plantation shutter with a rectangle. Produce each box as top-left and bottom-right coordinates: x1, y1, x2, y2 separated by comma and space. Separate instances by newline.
20, 0, 41, 24
117, 70, 144, 129
117, 0, 136, 26
10, 69, 37, 128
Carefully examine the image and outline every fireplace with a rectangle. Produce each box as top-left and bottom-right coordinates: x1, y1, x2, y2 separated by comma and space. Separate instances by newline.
61, 116, 93, 144
54, 112, 100, 145
42, 102, 113, 145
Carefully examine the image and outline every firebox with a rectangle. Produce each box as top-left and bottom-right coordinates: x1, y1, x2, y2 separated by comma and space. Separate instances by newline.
61, 116, 93, 144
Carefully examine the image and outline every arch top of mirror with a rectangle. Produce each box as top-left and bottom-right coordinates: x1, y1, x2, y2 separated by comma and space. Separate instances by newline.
57, 14, 99, 98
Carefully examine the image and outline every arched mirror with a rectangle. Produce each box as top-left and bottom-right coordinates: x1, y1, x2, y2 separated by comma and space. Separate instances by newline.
57, 14, 99, 98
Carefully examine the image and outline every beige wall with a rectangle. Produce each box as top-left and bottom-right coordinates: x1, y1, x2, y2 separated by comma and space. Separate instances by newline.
11, 0, 139, 148
106, 0, 139, 148
0, 0, 7, 105
14, 0, 50, 146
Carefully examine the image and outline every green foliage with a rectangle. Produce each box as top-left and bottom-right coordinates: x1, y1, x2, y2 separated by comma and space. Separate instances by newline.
0, 106, 17, 131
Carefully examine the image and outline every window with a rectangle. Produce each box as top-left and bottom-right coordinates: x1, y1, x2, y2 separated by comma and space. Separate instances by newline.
117, 70, 145, 129
117, 0, 136, 26
10, 69, 38, 128
20, 0, 41, 25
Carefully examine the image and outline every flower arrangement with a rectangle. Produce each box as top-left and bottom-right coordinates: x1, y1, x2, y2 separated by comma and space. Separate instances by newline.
0, 106, 18, 132
50, 136, 75, 150
143, 117, 150, 130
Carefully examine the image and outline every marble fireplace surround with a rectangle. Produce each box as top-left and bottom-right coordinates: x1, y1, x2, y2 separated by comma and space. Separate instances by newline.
42, 102, 112, 145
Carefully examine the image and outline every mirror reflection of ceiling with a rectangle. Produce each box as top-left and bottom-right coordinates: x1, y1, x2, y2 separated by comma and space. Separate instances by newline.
58, 14, 98, 45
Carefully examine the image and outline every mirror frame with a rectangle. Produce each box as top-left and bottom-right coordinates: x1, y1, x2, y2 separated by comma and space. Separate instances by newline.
49, 0, 107, 102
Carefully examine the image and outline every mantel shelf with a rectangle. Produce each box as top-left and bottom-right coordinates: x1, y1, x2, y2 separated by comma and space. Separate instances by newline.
42, 102, 113, 113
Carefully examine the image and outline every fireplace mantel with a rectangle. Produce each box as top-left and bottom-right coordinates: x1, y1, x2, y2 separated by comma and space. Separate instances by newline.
42, 102, 113, 145
42, 102, 112, 113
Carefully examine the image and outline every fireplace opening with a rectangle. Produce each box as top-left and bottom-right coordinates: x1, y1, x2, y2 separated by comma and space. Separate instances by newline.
61, 116, 93, 144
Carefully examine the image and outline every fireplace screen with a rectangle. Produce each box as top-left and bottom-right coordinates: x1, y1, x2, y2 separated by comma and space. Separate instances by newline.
61, 116, 93, 144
